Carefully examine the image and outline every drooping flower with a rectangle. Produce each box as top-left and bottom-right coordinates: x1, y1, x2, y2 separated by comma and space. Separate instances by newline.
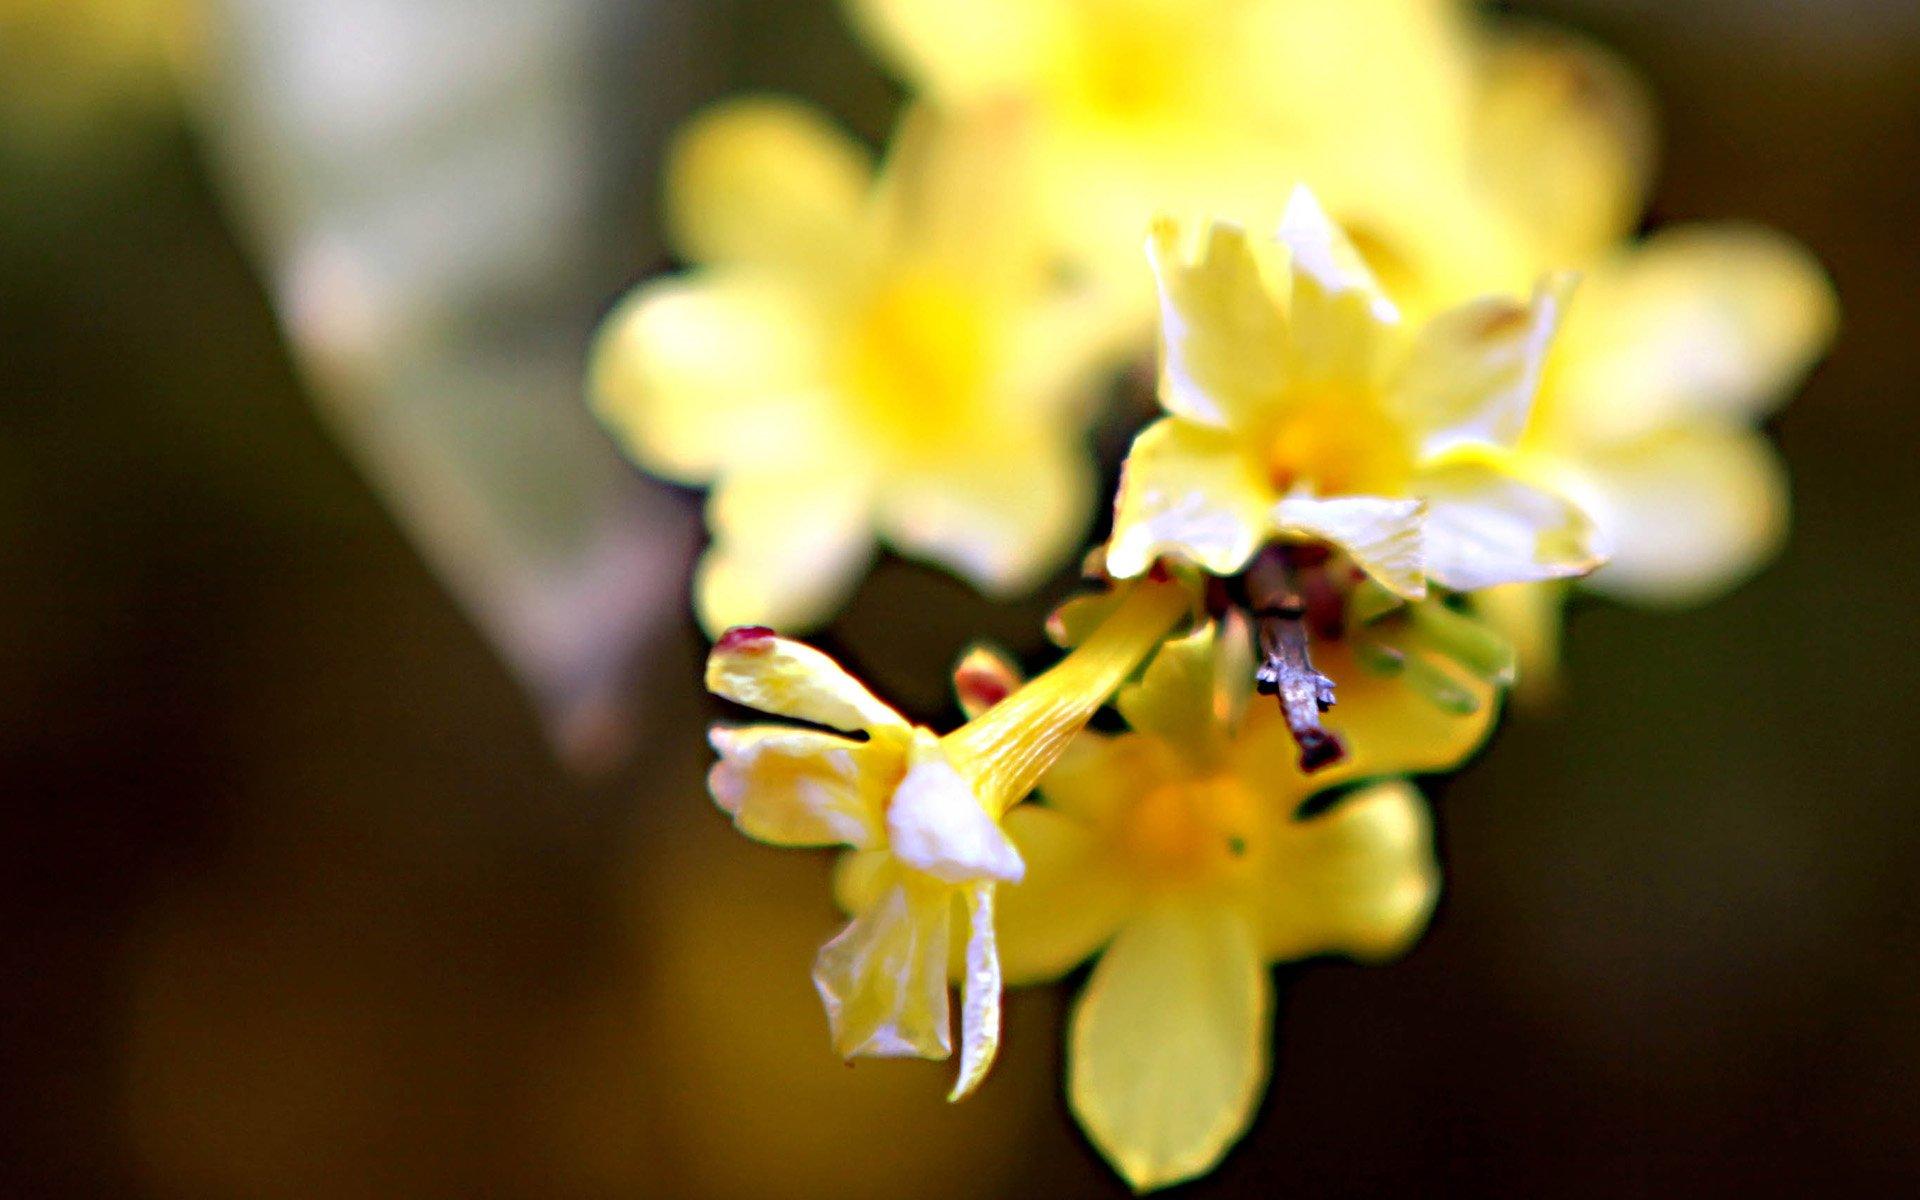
1107, 188, 1605, 603
954, 619, 1497, 1189
704, 576, 1187, 1099
593, 98, 1134, 635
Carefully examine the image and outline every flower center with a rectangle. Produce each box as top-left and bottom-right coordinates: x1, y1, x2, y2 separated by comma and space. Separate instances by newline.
843, 274, 991, 451
1116, 774, 1261, 888
1264, 392, 1413, 497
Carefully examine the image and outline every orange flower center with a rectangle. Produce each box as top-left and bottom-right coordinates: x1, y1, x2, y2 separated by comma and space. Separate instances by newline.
1117, 774, 1261, 889
1264, 392, 1413, 497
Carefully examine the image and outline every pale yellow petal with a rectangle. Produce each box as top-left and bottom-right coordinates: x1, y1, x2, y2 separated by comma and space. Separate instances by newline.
875, 425, 1095, 596
694, 463, 877, 636
589, 274, 825, 484
844, 0, 1062, 103
1116, 621, 1237, 767
948, 881, 1004, 1101
1417, 455, 1605, 592
1273, 495, 1427, 600
1392, 275, 1574, 456
1277, 186, 1400, 389
706, 725, 891, 848
1039, 732, 1177, 827
664, 96, 871, 273
1108, 417, 1274, 579
997, 805, 1134, 986
1068, 902, 1270, 1193
813, 874, 955, 1060
1146, 216, 1292, 430
1257, 779, 1440, 962
1570, 423, 1789, 605
1472, 24, 1657, 270
1473, 581, 1568, 709
1546, 223, 1838, 444
705, 626, 904, 733
887, 731, 1025, 885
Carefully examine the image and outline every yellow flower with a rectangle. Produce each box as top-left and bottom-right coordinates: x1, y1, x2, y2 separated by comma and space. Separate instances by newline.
982, 620, 1495, 1190
1108, 190, 1604, 601
844, 0, 1509, 299
593, 98, 1133, 635
704, 577, 1187, 1099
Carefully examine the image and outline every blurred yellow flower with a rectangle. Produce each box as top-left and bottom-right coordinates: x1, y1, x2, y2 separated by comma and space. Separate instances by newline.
845, 0, 1506, 301
704, 576, 1186, 1099
593, 98, 1132, 635
982, 620, 1495, 1190
1108, 190, 1604, 601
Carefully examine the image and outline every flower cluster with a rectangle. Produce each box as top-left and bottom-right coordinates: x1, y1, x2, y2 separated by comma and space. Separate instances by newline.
591, 0, 1835, 1190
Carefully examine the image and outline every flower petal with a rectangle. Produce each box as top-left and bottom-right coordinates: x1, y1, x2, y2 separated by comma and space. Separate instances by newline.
1391, 275, 1573, 456
1472, 25, 1656, 269
1272, 495, 1427, 599
707, 725, 892, 848
694, 463, 877, 636
1039, 732, 1174, 827
845, 0, 1061, 103
1473, 581, 1568, 708
589, 274, 826, 484
1146, 216, 1292, 430
1068, 902, 1270, 1193
1545, 223, 1838, 444
948, 882, 1004, 1101
1256, 779, 1440, 962
1108, 417, 1273, 579
887, 732, 1025, 885
1277, 186, 1399, 388
996, 805, 1134, 986
1116, 622, 1236, 768
1570, 423, 1789, 605
705, 627, 905, 733
664, 96, 871, 274
875, 425, 1095, 597
1417, 455, 1604, 592
813, 873, 955, 1060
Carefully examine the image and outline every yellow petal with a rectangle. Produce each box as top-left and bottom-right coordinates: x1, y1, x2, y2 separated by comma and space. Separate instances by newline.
996, 805, 1134, 986
812, 872, 955, 1060
1273, 495, 1427, 600
1571, 423, 1790, 605
844, 0, 1061, 103
695, 464, 876, 635
948, 882, 1004, 1101
1473, 582, 1568, 710
705, 628, 905, 733
1256, 779, 1440, 962
1392, 275, 1574, 456
589, 273, 825, 484
1416, 454, 1605, 591
1108, 417, 1273, 579
1472, 24, 1657, 270
944, 578, 1188, 815
1039, 731, 1178, 827
707, 725, 893, 849
1545, 223, 1838, 444
1068, 901, 1270, 1193
887, 731, 1025, 885
874, 425, 1095, 597
1277, 186, 1400, 388
1145, 216, 1292, 430
664, 96, 871, 273
1116, 621, 1237, 767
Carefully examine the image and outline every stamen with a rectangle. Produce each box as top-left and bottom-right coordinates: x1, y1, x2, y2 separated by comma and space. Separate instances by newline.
1246, 545, 1348, 772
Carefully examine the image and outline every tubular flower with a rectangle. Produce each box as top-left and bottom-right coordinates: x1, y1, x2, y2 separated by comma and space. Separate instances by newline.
976, 620, 1495, 1190
704, 577, 1187, 1099
593, 98, 1133, 635
843, 0, 1510, 298
1108, 188, 1605, 602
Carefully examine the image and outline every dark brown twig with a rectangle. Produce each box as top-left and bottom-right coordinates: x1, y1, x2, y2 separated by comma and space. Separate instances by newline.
1246, 546, 1347, 772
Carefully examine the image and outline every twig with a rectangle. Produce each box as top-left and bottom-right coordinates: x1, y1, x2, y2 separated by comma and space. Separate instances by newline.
1246, 546, 1347, 772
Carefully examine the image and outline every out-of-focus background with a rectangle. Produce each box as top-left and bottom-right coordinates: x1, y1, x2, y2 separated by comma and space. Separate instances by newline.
2, 1, 1916, 1196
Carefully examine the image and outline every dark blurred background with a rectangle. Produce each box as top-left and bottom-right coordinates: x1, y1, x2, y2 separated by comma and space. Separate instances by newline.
3, 1, 1916, 1196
